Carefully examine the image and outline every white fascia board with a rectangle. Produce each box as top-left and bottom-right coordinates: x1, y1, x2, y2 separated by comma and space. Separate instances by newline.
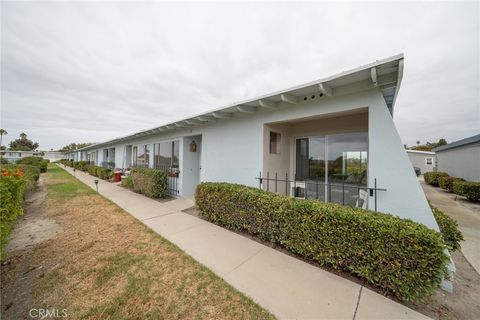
78, 54, 404, 151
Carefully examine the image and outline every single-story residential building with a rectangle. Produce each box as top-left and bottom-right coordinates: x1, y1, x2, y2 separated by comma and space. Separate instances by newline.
65, 54, 440, 231
432, 134, 480, 182
406, 149, 436, 174
1, 150, 64, 162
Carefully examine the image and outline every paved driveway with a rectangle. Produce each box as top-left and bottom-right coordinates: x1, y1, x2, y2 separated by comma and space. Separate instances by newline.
421, 179, 480, 274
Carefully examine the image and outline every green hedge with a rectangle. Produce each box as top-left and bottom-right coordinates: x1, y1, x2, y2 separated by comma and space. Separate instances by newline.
430, 204, 463, 252
424, 172, 449, 186
0, 165, 39, 261
84, 165, 112, 180
18, 156, 48, 173
195, 182, 449, 301
453, 180, 480, 202
87, 165, 99, 177
131, 168, 168, 198
74, 161, 88, 172
59, 159, 74, 167
438, 176, 465, 193
121, 176, 134, 189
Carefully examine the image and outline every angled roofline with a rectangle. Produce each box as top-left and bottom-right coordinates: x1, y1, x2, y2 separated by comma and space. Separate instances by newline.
72, 54, 404, 153
406, 149, 436, 155
432, 134, 480, 152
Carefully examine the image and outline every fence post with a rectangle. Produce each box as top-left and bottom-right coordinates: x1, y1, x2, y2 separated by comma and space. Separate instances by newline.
293, 173, 296, 197
267, 172, 270, 192
275, 172, 278, 193
374, 178, 378, 212
285, 172, 288, 196
258, 171, 262, 189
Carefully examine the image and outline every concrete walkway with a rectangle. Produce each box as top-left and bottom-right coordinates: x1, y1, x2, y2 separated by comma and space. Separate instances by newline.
62, 165, 430, 320
421, 179, 480, 274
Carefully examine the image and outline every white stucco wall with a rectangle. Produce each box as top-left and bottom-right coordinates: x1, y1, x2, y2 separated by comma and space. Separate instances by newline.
437, 143, 480, 182
406, 152, 436, 174
75, 87, 439, 230
368, 92, 439, 231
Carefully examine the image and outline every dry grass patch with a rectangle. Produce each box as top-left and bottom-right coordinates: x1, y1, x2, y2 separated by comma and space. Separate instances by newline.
1, 165, 274, 319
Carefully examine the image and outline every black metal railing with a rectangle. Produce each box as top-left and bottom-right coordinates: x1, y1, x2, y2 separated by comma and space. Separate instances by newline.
156, 165, 180, 196
256, 172, 386, 211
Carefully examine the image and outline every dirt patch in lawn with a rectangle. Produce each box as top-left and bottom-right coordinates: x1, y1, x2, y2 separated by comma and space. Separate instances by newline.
184, 206, 480, 320
6, 178, 63, 253
1, 166, 274, 320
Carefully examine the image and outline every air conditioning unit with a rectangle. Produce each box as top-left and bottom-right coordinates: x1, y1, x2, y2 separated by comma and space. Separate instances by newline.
290, 181, 306, 199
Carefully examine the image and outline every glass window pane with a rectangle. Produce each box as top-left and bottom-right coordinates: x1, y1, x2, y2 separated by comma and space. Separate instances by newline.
144, 145, 150, 167
295, 138, 309, 180
136, 145, 145, 167
327, 132, 368, 206
270, 132, 281, 154
295, 137, 326, 202
172, 141, 179, 168
132, 146, 137, 166
155, 142, 172, 169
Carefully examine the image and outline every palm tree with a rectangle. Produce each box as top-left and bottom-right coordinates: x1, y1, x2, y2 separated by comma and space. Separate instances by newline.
0, 129, 7, 149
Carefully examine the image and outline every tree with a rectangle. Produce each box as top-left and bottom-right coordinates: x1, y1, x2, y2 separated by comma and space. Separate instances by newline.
58, 142, 93, 152
437, 138, 447, 147
412, 138, 448, 151
0, 129, 7, 149
9, 133, 39, 151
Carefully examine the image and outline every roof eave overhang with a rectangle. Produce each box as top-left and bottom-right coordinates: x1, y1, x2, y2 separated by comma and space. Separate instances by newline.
73, 54, 404, 153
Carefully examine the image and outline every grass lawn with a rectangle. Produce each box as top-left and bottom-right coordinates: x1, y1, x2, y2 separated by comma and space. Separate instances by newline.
1, 164, 274, 319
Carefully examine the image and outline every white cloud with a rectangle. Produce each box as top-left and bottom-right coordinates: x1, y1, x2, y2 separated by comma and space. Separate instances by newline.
1, 1, 478, 149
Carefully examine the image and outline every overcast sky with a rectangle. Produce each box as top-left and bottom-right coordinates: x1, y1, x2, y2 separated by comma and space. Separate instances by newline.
1, 1, 479, 150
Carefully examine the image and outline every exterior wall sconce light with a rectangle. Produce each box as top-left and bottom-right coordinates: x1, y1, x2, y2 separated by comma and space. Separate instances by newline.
190, 140, 197, 152
94, 179, 99, 193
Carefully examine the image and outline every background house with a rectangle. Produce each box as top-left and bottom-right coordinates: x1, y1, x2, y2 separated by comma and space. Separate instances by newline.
406, 149, 436, 174
1, 150, 64, 162
432, 134, 480, 182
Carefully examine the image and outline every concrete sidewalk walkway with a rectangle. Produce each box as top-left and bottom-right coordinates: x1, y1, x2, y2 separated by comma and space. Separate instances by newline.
421, 179, 480, 274
62, 165, 430, 320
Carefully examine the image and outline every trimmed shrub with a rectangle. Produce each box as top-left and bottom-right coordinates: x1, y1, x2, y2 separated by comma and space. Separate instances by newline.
87, 165, 99, 177
195, 182, 449, 301
131, 168, 168, 198
96, 167, 113, 180
424, 172, 449, 186
438, 176, 465, 193
74, 161, 88, 172
18, 156, 48, 173
453, 180, 480, 202
430, 204, 463, 252
121, 176, 134, 189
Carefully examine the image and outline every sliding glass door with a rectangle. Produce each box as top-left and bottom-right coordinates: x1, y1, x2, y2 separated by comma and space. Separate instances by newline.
295, 132, 368, 206
295, 137, 326, 201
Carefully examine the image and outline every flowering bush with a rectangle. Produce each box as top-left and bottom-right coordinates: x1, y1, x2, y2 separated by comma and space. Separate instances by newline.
0, 169, 26, 260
